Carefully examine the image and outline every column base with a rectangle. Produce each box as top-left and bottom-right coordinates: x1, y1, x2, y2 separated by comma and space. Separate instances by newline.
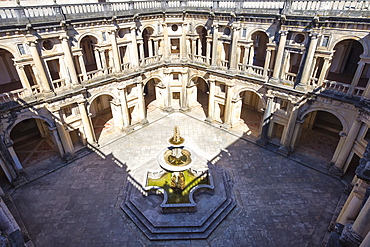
329, 165, 343, 177
277, 146, 290, 156
140, 119, 149, 125
294, 84, 308, 92
339, 223, 363, 247
256, 138, 268, 146
163, 107, 174, 113
179, 107, 189, 112
268, 78, 279, 84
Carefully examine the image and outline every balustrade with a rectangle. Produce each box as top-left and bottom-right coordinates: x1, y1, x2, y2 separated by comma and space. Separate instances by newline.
0, 0, 368, 25
284, 72, 297, 83
220, 60, 229, 68
194, 55, 208, 64
52, 78, 66, 90
0, 88, 30, 103
248, 65, 264, 76
323, 80, 350, 95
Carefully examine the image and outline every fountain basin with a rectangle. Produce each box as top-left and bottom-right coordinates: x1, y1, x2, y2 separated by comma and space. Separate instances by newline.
158, 146, 196, 172
145, 168, 214, 213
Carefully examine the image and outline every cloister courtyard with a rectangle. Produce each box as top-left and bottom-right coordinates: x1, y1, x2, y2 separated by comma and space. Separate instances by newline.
10, 110, 344, 246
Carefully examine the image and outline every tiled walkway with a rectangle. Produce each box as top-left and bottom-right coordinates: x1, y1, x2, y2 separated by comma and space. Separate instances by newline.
11, 112, 344, 246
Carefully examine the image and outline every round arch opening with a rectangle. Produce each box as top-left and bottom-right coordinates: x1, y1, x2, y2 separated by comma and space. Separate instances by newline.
90, 94, 115, 143
327, 39, 366, 86
144, 78, 160, 115
9, 118, 61, 169
235, 90, 264, 138
251, 31, 268, 67
294, 110, 343, 166
195, 77, 209, 119
142, 27, 155, 58
80, 36, 99, 73
0, 48, 21, 94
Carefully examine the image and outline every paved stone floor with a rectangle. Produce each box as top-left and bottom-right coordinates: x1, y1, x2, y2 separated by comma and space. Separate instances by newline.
11, 112, 344, 247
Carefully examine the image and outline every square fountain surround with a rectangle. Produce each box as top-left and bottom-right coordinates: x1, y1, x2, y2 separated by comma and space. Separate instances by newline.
119, 150, 236, 240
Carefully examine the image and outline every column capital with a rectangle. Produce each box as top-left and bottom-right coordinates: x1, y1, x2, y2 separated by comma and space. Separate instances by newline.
212, 24, 219, 28
59, 35, 69, 41
309, 32, 320, 39
279, 30, 288, 36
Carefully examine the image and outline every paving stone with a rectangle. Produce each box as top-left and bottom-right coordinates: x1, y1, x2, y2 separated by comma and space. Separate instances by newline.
11, 112, 344, 246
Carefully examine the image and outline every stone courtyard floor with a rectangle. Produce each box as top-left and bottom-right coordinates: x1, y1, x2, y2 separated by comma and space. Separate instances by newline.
11, 112, 344, 246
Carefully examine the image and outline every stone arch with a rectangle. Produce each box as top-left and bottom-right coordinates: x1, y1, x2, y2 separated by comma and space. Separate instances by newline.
247, 29, 271, 43
232, 88, 265, 138
0, 47, 22, 94
7, 115, 62, 170
6, 115, 54, 139
143, 76, 163, 86
140, 24, 157, 36
298, 107, 348, 134
233, 87, 266, 108
329, 36, 367, 55
142, 26, 156, 58
87, 91, 118, 110
327, 38, 366, 86
88, 93, 116, 143
77, 33, 101, 46
294, 107, 347, 167
0, 45, 17, 59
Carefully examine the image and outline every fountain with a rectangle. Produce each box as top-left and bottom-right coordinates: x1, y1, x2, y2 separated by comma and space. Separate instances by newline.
147, 125, 212, 212
120, 124, 236, 240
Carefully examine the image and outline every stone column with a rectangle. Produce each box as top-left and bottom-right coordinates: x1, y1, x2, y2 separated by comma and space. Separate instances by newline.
110, 100, 124, 130
247, 44, 254, 69
78, 101, 96, 144
136, 80, 147, 123
318, 56, 332, 86
278, 105, 299, 155
130, 27, 139, 67
99, 49, 107, 73
257, 95, 274, 145
337, 179, 369, 225
223, 84, 234, 128
298, 33, 319, 88
229, 27, 240, 70
94, 49, 102, 70
331, 119, 362, 174
78, 54, 88, 81
153, 39, 159, 57
118, 86, 130, 127
340, 181, 370, 246
15, 65, 32, 95
49, 126, 66, 157
362, 78, 370, 99
181, 23, 187, 61
137, 40, 145, 65
180, 72, 189, 111
348, 62, 366, 96
52, 110, 74, 155
263, 48, 272, 77
28, 41, 52, 92
206, 39, 212, 64
191, 37, 197, 61
6, 144, 22, 170
211, 24, 219, 67
206, 79, 216, 122
60, 36, 79, 85
360, 230, 370, 247
108, 30, 121, 72
162, 23, 170, 61
272, 30, 288, 80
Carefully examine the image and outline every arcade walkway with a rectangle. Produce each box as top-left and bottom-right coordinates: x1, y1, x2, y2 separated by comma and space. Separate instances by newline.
11, 112, 343, 246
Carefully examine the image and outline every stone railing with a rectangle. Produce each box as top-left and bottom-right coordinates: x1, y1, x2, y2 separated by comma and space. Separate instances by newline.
0, 88, 30, 103
322, 80, 350, 95
1, 0, 369, 26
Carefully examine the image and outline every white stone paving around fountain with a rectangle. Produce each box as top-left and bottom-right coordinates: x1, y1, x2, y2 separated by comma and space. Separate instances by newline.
99, 112, 242, 186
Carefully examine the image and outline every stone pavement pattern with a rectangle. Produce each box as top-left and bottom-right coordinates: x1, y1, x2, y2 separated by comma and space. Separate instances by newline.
11, 113, 344, 246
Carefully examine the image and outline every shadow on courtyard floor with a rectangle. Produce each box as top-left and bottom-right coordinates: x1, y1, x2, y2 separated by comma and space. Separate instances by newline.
8, 110, 346, 246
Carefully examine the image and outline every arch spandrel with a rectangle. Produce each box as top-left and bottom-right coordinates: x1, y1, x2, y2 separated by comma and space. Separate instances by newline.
298, 107, 349, 134
329, 36, 368, 56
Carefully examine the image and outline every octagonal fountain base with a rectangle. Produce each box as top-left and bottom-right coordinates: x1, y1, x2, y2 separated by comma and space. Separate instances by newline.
119, 152, 236, 240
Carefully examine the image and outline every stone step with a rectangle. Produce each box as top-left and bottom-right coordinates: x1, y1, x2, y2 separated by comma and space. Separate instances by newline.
120, 169, 236, 240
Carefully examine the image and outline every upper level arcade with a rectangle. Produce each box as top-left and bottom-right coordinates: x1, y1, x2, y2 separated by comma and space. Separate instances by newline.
0, 0, 369, 106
